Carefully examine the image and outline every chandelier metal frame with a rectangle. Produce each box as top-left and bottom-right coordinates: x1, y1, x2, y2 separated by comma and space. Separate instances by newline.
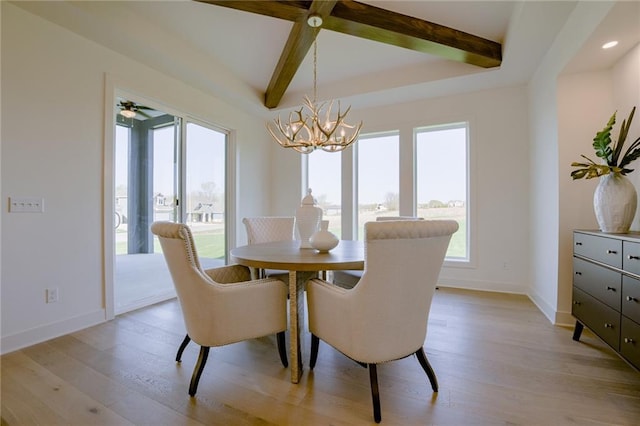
267, 15, 363, 154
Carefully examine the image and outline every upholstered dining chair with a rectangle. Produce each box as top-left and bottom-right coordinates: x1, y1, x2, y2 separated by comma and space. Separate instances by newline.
150, 221, 288, 397
331, 216, 424, 288
242, 216, 295, 279
306, 219, 458, 423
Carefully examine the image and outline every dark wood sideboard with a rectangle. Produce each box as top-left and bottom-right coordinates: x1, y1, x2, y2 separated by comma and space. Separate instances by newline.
572, 230, 640, 370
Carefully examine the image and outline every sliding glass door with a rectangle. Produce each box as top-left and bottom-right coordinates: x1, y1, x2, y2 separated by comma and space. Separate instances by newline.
114, 99, 227, 314
182, 122, 227, 262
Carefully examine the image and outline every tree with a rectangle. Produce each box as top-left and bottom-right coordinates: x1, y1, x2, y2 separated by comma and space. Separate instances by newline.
384, 192, 399, 210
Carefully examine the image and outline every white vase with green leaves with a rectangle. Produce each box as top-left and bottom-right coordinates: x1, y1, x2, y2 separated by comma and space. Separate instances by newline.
571, 106, 640, 233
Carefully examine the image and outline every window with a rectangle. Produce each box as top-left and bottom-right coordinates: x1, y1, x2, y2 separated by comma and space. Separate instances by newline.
303, 121, 469, 263
307, 149, 342, 237
415, 123, 468, 260
356, 132, 399, 239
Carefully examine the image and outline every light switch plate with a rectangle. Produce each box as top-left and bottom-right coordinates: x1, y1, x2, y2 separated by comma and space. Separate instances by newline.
9, 197, 44, 213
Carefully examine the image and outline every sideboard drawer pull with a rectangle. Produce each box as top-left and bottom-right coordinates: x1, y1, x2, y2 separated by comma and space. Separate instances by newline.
628, 255, 640, 260
575, 271, 582, 276
573, 301, 581, 305
604, 323, 614, 328
606, 286, 616, 291
624, 337, 635, 344
575, 242, 583, 246
627, 296, 637, 302
607, 249, 618, 254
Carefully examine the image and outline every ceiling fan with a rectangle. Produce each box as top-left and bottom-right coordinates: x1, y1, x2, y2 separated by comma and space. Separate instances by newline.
117, 100, 154, 119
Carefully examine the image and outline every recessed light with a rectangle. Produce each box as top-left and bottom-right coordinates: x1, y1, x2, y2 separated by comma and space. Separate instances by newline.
602, 41, 618, 49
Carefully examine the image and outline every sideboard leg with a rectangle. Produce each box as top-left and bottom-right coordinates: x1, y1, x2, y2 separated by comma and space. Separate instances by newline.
572, 320, 584, 341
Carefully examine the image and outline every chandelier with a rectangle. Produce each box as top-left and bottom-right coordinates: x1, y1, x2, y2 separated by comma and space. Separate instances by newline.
267, 15, 363, 154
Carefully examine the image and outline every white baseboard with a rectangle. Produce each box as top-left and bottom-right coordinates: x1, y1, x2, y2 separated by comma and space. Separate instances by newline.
523, 288, 575, 327
438, 278, 574, 327
527, 291, 557, 324
1, 309, 106, 355
437, 277, 528, 295
554, 310, 575, 327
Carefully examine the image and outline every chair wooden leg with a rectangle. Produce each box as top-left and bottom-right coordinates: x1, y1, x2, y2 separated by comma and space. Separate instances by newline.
277, 331, 288, 367
368, 363, 382, 423
310, 334, 319, 370
189, 346, 210, 397
415, 347, 438, 392
176, 334, 191, 362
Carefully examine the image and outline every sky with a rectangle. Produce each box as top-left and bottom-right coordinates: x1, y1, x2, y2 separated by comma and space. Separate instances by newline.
116, 120, 467, 209
115, 121, 226, 199
308, 126, 467, 206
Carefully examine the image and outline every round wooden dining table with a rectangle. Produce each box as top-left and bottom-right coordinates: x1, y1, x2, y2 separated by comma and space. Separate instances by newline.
230, 240, 364, 383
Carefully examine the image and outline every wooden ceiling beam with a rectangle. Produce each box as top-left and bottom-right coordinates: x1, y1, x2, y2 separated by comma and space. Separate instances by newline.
198, 0, 502, 107
325, 1, 502, 68
264, 1, 338, 109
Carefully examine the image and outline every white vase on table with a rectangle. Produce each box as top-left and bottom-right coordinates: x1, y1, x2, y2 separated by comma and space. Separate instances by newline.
295, 188, 322, 248
310, 220, 339, 252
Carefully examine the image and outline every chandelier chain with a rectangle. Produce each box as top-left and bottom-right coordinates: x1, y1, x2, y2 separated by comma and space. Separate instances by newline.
266, 17, 363, 154
313, 38, 317, 104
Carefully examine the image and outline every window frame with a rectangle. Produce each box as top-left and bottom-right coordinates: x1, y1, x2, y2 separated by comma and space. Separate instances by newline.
414, 121, 471, 265
304, 119, 474, 266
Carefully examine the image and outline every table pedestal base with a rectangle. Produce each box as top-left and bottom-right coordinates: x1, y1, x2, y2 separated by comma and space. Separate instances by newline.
289, 270, 316, 383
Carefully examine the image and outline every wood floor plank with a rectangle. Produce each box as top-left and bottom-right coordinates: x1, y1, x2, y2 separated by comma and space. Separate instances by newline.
3, 287, 640, 425
0, 372, 68, 425
2, 352, 135, 425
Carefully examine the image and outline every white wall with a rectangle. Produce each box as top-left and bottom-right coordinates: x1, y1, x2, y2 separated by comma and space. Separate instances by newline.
529, 1, 623, 324
558, 71, 613, 323
554, 43, 640, 324
0, 3, 275, 353
615, 43, 640, 226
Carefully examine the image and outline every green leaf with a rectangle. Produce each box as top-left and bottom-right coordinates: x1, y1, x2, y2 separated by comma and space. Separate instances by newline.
612, 107, 636, 166
592, 112, 616, 164
619, 137, 640, 170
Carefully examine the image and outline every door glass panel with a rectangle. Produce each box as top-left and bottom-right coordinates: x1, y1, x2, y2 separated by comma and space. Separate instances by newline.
357, 133, 399, 239
184, 122, 227, 264
114, 101, 179, 314
114, 125, 129, 254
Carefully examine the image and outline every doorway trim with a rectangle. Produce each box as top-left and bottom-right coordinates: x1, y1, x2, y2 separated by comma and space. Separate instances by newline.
103, 75, 236, 320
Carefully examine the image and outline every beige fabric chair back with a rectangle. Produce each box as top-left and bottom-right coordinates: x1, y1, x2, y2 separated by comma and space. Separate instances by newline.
242, 216, 295, 245
151, 221, 289, 396
375, 216, 423, 221
150, 221, 286, 347
310, 219, 458, 364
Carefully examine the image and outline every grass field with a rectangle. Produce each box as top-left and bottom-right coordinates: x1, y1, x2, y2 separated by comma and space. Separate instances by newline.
116, 207, 466, 259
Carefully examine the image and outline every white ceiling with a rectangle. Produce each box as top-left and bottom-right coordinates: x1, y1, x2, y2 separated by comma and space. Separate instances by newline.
12, 1, 640, 116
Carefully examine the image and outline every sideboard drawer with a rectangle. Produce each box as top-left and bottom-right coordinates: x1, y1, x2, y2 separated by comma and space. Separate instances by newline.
620, 317, 640, 369
623, 241, 640, 274
573, 257, 622, 310
622, 275, 640, 323
574, 232, 622, 268
573, 287, 621, 350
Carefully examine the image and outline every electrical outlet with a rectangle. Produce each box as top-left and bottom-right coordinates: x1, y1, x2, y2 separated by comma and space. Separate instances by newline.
46, 288, 59, 303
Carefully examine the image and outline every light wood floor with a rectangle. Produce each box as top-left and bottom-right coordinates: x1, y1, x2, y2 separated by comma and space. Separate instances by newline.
2, 287, 639, 425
